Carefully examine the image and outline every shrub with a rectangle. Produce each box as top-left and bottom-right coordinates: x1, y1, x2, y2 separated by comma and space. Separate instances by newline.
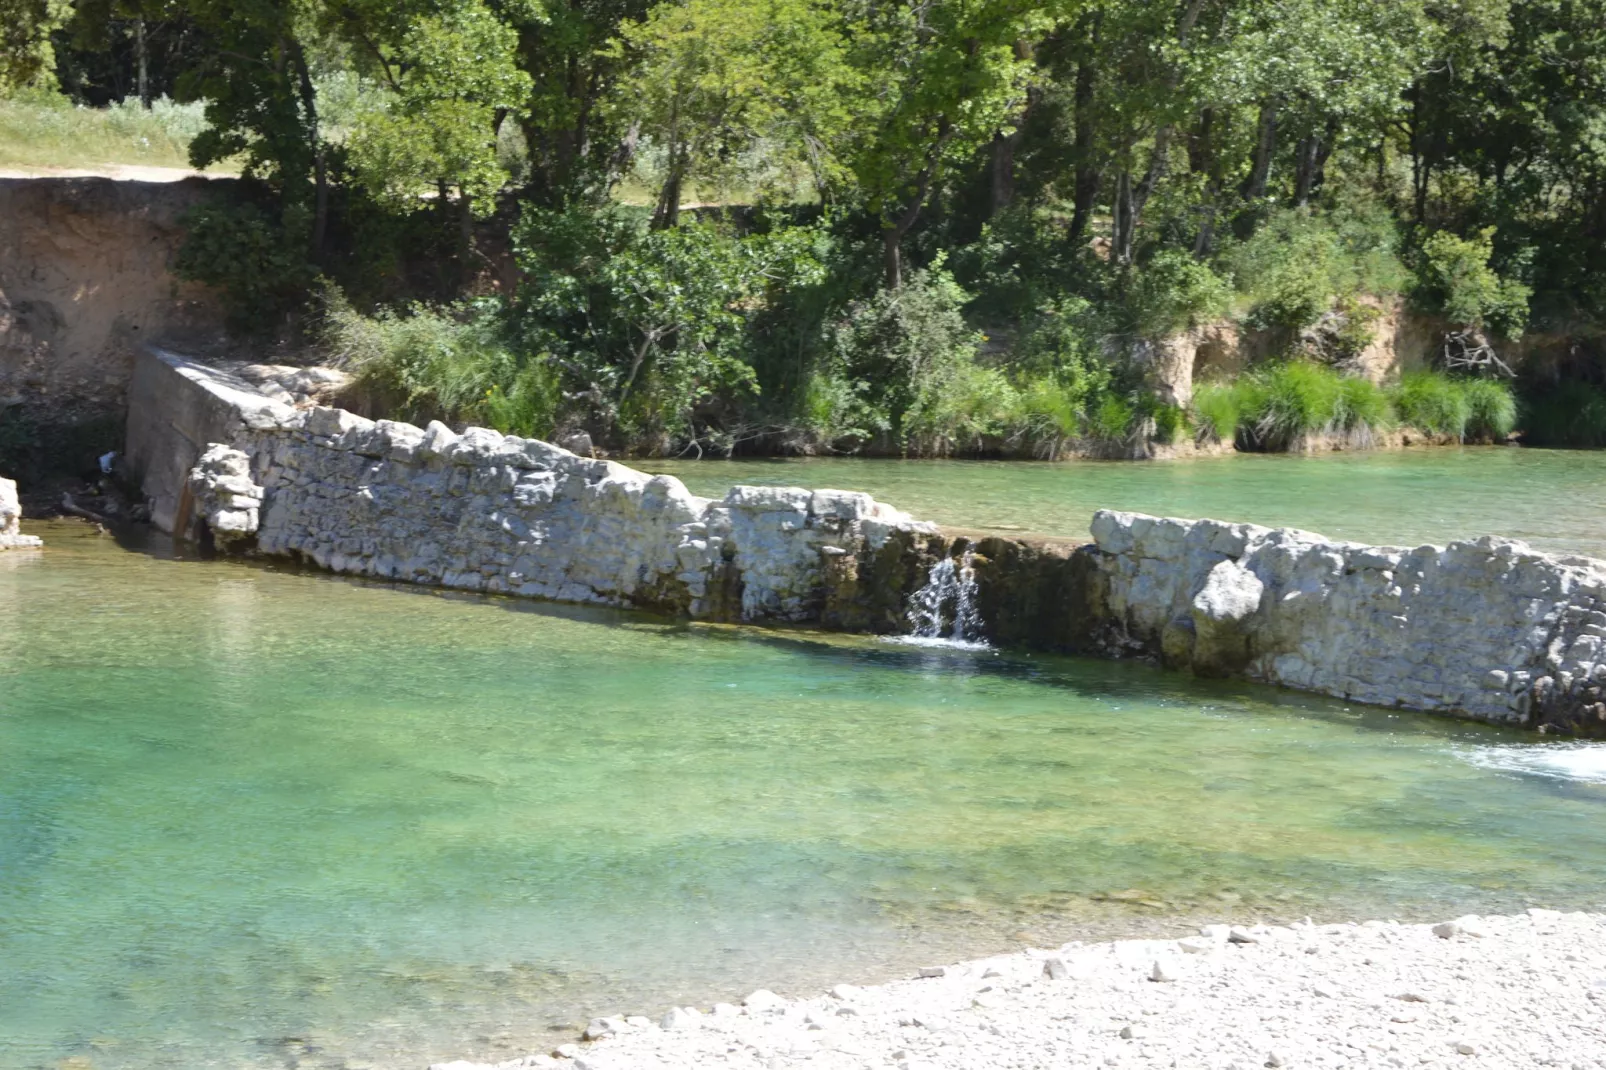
1228, 362, 1392, 450
324, 286, 559, 438
1386, 370, 1517, 441
1416, 228, 1532, 339
512, 206, 825, 443
830, 262, 982, 441
1128, 250, 1232, 336
1225, 201, 1408, 332
175, 196, 316, 333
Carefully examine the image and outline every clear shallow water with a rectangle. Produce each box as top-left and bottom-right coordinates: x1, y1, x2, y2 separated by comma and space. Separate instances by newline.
7, 515, 1606, 1070
646, 447, 1606, 557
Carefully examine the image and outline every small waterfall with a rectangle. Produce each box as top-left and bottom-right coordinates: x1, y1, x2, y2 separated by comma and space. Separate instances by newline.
902, 550, 987, 648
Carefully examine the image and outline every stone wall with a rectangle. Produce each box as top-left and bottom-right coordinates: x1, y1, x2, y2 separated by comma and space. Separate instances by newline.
132, 350, 1606, 735
1081, 510, 1606, 735
177, 401, 944, 628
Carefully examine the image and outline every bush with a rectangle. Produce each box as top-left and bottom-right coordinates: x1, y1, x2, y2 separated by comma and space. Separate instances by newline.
1464, 378, 1518, 440
1128, 249, 1232, 335
1191, 381, 1241, 442
175, 196, 316, 333
1416, 228, 1532, 339
512, 206, 825, 444
829, 262, 982, 442
324, 286, 559, 438
1225, 201, 1408, 332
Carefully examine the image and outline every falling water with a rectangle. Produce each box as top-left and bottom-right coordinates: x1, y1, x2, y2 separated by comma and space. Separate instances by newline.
902, 550, 987, 648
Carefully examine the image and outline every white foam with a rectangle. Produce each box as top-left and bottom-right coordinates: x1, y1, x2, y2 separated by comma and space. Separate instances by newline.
1460, 743, 1606, 784
884, 635, 993, 653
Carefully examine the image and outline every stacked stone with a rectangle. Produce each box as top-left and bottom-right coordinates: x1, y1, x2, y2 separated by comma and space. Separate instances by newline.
1090, 509, 1606, 734
195, 406, 933, 624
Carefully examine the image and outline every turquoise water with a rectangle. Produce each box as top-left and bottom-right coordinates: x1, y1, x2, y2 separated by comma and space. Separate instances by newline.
7, 450, 1606, 1069
646, 446, 1606, 557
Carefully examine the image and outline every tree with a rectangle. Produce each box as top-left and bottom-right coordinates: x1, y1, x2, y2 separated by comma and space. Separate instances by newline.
618, 0, 859, 228
0, 0, 71, 95
335, 0, 530, 219
842, 0, 1049, 287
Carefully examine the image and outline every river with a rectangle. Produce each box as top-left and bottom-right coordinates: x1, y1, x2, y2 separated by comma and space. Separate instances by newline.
4, 448, 1606, 1069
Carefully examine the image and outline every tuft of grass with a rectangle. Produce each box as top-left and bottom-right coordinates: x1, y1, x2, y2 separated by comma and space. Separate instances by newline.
1190, 381, 1242, 442
0, 93, 224, 173
1464, 378, 1518, 441
1204, 361, 1393, 450
1390, 370, 1471, 438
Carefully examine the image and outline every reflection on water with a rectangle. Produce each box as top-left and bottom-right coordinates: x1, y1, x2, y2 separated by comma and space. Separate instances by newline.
646, 446, 1606, 558
4, 519, 1606, 1070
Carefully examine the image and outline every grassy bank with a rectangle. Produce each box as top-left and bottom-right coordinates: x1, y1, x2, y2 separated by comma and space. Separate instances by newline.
0, 94, 219, 173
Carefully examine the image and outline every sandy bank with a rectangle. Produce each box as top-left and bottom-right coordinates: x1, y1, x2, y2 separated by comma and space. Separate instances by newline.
435, 910, 1606, 1070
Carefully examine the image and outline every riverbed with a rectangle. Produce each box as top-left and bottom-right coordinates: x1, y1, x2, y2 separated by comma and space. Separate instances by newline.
6, 449, 1606, 1070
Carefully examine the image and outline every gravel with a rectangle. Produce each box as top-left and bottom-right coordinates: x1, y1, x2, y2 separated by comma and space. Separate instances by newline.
433, 910, 1606, 1070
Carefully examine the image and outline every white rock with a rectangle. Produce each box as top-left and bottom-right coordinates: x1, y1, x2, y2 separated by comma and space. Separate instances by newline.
1227, 927, 1259, 944
1455, 1042, 1479, 1055
1150, 958, 1179, 982
1042, 957, 1070, 980
1433, 921, 1462, 939
1177, 937, 1214, 954
917, 966, 947, 978
743, 989, 787, 1013
660, 1006, 702, 1030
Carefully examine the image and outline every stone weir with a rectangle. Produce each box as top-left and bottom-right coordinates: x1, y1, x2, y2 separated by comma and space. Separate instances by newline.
127, 347, 1606, 737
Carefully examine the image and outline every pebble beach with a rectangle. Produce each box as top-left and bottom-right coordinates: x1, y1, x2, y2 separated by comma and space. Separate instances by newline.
435, 910, 1606, 1070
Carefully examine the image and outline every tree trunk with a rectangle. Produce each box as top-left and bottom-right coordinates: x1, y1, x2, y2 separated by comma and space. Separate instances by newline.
882, 228, 903, 291
1190, 108, 1219, 254
1241, 100, 1278, 202
289, 41, 327, 259
1293, 135, 1320, 206
989, 130, 1019, 218
1113, 128, 1171, 266
1067, 48, 1099, 248
136, 20, 150, 108
651, 151, 683, 230
1112, 169, 1134, 265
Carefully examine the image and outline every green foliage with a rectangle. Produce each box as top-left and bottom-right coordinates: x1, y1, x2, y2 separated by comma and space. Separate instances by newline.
1389, 371, 1517, 442
1416, 229, 1533, 338
1191, 381, 1241, 442
0, 0, 70, 96
341, 0, 531, 212
1465, 377, 1518, 440
618, 0, 860, 214
829, 263, 981, 441
174, 197, 316, 333
324, 286, 559, 438
1222, 362, 1393, 450
1225, 203, 1408, 332
1390, 370, 1471, 438
512, 206, 825, 441
1129, 251, 1232, 336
